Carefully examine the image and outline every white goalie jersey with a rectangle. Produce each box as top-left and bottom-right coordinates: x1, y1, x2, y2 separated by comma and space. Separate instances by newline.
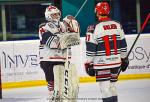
39, 21, 67, 62
39, 16, 80, 62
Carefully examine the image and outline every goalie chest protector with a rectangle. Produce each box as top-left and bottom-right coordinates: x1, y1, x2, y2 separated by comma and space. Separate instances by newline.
39, 21, 67, 62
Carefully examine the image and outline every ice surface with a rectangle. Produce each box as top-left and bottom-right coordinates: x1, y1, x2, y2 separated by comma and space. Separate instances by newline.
1, 79, 150, 102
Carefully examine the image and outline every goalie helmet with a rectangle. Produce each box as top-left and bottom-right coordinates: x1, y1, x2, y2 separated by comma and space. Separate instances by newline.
45, 5, 61, 22
95, 2, 110, 15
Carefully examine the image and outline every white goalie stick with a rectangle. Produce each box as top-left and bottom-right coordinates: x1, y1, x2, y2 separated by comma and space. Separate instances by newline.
119, 13, 150, 74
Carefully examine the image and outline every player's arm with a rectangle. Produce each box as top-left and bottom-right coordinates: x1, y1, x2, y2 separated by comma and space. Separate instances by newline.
85, 25, 97, 76
85, 25, 97, 63
119, 25, 129, 72
39, 24, 59, 49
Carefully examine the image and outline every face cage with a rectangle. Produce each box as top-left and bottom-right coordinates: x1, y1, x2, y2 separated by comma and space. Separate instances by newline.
45, 12, 61, 22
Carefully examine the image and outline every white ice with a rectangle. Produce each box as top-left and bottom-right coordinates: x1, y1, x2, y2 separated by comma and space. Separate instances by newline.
1, 79, 150, 102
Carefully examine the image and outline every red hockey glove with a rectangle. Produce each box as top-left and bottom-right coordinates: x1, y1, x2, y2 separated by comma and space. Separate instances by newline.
121, 57, 129, 72
84, 63, 95, 76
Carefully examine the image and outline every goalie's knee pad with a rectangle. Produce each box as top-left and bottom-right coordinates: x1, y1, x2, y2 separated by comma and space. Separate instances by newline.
99, 81, 112, 98
70, 63, 79, 100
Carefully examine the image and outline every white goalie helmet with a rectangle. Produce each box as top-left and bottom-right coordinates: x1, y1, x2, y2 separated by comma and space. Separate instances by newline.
45, 5, 61, 22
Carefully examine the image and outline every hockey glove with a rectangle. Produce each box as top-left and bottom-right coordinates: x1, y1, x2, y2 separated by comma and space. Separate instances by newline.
84, 63, 95, 76
121, 57, 129, 72
63, 15, 80, 33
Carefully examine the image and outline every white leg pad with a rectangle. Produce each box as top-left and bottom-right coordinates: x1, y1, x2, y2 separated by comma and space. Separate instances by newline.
70, 63, 79, 101
62, 63, 79, 102
53, 65, 64, 101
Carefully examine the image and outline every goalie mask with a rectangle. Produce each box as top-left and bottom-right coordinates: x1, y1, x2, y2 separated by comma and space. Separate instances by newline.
45, 5, 61, 23
63, 15, 80, 33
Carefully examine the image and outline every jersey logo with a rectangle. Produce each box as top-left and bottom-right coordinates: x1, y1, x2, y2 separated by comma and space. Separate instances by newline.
103, 24, 117, 30
48, 23, 54, 28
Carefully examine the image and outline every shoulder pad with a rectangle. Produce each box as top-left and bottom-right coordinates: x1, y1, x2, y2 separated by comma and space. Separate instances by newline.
45, 22, 60, 34
46, 22, 55, 29
87, 25, 95, 33
39, 22, 46, 28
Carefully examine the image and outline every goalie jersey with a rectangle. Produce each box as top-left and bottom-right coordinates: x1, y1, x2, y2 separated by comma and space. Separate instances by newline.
85, 20, 127, 69
39, 21, 67, 62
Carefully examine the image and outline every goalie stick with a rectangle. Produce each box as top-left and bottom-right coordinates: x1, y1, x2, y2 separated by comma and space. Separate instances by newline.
119, 13, 150, 73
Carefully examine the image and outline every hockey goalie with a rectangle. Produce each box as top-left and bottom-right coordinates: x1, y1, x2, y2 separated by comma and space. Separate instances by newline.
38, 5, 80, 102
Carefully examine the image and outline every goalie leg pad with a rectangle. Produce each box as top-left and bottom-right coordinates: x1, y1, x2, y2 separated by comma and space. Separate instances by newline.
53, 65, 65, 101
70, 63, 79, 102
62, 63, 79, 102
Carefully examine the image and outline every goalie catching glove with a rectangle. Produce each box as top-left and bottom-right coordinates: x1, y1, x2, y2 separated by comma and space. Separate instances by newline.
63, 15, 80, 33
121, 57, 129, 72
84, 63, 95, 76
57, 15, 80, 50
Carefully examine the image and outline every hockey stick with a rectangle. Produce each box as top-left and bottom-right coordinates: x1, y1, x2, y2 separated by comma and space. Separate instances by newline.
126, 13, 150, 58
75, 0, 88, 18
119, 13, 150, 73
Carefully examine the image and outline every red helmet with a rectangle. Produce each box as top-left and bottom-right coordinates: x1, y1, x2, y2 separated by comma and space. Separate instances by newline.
95, 2, 110, 15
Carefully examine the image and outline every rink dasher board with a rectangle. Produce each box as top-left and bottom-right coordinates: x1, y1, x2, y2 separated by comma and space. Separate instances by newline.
0, 34, 150, 89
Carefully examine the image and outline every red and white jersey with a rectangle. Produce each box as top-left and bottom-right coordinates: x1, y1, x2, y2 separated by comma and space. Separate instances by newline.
85, 19, 127, 69
39, 21, 67, 62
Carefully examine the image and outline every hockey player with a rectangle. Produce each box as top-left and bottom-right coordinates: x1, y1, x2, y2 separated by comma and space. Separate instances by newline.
39, 5, 66, 101
85, 2, 129, 102
39, 5, 80, 102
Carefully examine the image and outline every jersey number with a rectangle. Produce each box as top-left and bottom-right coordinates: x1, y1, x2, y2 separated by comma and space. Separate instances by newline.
102, 34, 117, 56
